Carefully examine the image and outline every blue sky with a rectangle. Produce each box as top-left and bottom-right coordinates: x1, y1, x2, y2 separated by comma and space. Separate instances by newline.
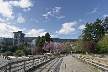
0, 0, 108, 39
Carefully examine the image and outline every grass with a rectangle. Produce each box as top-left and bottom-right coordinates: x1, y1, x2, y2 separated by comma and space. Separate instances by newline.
0, 52, 4, 55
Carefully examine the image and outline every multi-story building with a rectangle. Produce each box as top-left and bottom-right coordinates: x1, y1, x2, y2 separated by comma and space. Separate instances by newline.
0, 31, 77, 50
13, 31, 25, 46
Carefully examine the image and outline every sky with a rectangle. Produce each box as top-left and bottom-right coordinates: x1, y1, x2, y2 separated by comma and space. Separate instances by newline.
0, 0, 108, 39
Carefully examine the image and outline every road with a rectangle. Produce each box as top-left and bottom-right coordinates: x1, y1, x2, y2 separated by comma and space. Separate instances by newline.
32, 55, 98, 72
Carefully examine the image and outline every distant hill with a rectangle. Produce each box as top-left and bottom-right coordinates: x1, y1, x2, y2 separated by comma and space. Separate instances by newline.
52, 38, 77, 42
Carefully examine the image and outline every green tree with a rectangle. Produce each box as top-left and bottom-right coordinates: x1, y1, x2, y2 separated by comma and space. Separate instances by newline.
35, 33, 52, 53
8, 45, 18, 52
82, 23, 93, 41
82, 19, 105, 53
23, 49, 31, 56
82, 19, 105, 42
103, 17, 108, 34
65, 41, 72, 53
92, 19, 105, 42
38, 36, 45, 47
98, 35, 108, 54
18, 43, 26, 50
74, 39, 83, 53
60, 41, 72, 53
35, 36, 44, 53
36, 36, 41, 46
45, 32, 51, 42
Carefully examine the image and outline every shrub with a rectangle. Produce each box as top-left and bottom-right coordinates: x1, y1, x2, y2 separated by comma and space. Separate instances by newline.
14, 50, 25, 57
3, 51, 13, 56
100, 54, 105, 58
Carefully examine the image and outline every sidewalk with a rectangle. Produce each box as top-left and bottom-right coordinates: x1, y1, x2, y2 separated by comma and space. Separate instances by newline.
32, 55, 98, 72
59, 55, 98, 72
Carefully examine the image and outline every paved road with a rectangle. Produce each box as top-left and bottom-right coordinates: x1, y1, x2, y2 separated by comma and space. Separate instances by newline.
32, 55, 98, 72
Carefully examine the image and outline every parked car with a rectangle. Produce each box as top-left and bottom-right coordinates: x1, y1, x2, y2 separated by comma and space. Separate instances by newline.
44, 53, 52, 56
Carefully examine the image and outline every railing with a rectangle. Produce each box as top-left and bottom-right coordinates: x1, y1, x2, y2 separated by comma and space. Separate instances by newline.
0, 55, 53, 72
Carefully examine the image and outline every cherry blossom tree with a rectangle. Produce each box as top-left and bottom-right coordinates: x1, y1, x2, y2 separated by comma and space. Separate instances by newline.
53, 42, 63, 53
43, 41, 54, 53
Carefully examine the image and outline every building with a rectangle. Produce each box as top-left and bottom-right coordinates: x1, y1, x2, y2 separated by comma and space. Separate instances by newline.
0, 37, 3, 46
24, 37, 37, 49
13, 31, 25, 46
0, 31, 77, 50
0, 46, 3, 52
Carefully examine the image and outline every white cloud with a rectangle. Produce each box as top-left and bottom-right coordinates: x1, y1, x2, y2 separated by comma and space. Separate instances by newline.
78, 19, 83, 22
0, 18, 5, 22
78, 24, 85, 30
29, 18, 38, 22
87, 8, 98, 14
0, 23, 25, 38
17, 16, 25, 23
42, 7, 63, 20
56, 16, 65, 20
17, 13, 22, 17
0, 0, 33, 19
0, 23, 55, 38
26, 29, 47, 37
9, 0, 33, 9
103, 14, 108, 18
42, 11, 52, 19
52, 7, 61, 14
50, 34, 58, 38
42, 14, 48, 19
50, 35, 55, 38
26, 29, 56, 37
87, 3, 100, 14
23, 8, 31, 12
90, 8, 98, 14
56, 21, 77, 35
34, 20, 38, 22
0, 0, 13, 19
